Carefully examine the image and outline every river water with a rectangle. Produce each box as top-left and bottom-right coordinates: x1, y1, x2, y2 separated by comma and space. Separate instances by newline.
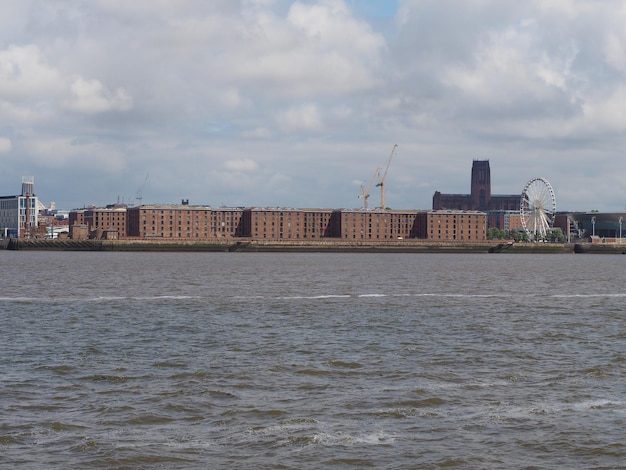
0, 251, 624, 469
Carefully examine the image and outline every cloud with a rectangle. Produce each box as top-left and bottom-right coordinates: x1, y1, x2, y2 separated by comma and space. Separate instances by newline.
0, 43, 132, 118
0, 137, 11, 153
64, 76, 133, 113
217, 0, 385, 97
224, 158, 259, 171
440, 24, 580, 120
241, 127, 272, 139
275, 103, 323, 131
582, 85, 626, 133
2, 0, 626, 212
27, 138, 127, 172
0, 44, 63, 99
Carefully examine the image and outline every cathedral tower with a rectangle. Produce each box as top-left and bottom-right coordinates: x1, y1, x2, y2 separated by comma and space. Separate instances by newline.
470, 160, 491, 211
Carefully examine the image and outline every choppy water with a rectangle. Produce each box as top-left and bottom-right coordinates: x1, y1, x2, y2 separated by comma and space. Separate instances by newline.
0, 251, 624, 469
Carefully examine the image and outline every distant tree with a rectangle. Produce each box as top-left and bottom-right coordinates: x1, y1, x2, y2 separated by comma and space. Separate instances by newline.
511, 230, 528, 242
487, 227, 513, 240
556, 229, 565, 242
487, 227, 500, 239
546, 228, 565, 243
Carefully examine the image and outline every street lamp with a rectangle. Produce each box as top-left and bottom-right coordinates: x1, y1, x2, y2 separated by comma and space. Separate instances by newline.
591, 216, 596, 238
619, 216, 623, 242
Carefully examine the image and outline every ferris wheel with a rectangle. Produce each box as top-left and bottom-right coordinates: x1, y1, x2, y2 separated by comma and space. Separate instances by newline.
520, 177, 556, 240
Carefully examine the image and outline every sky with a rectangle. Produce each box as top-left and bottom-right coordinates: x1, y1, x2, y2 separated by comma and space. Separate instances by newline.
1, 0, 626, 212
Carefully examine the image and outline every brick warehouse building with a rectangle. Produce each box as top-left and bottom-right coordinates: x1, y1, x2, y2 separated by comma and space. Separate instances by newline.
422, 210, 487, 241
487, 211, 524, 233
337, 209, 422, 240
126, 205, 245, 239
69, 204, 128, 240
241, 207, 335, 240
69, 204, 487, 242
433, 160, 520, 212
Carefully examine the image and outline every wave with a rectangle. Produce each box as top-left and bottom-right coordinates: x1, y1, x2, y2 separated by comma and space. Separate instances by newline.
132, 295, 202, 300
3, 291, 626, 304
552, 293, 626, 298
0, 295, 202, 303
278, 294, 352, 300
247, 420, 396, 448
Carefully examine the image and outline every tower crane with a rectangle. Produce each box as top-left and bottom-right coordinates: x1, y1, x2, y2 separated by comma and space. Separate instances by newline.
376, 144, 398, 210
132, 172, 149, 206
358, 167, 381, 209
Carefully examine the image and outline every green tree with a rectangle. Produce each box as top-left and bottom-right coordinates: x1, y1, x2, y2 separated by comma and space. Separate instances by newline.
488, 227, 514, 240
546, 228, 564, 242
511, 230, 529, 242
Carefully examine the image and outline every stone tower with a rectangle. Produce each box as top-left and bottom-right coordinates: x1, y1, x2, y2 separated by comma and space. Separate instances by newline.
470, 160, 491, 210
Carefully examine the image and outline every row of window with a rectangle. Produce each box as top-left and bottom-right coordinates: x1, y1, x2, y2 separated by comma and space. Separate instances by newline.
0, 201, 18, 210
75, 207, 487, 240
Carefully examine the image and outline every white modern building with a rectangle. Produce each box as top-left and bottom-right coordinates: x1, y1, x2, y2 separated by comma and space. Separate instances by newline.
0, 177, 42, 238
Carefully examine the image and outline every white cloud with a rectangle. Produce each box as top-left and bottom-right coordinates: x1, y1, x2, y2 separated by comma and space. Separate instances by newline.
0, 44, 63, 99
0, 44, 132, 117
441, 25, 577, 114
288, 0, 383, 62
583, 86, 626, 132
217, 0, 385, 97
275, 103, 323, 131
64, 76, 133, 113
0, 137, 12, 153
224, 158, 259, 171
604, 31, 626, 73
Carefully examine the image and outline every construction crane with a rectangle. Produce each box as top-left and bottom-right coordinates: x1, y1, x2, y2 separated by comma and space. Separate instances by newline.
132, 173, 149, 206
376, 144, 398, 210
358, 167, 381, 209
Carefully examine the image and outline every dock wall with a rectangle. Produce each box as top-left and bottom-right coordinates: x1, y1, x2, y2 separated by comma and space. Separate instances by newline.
2, 238, 583, 253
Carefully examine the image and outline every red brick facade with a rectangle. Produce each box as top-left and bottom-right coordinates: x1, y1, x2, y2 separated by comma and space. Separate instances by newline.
68, 205, 126, 239
487, 211, 524, 232
337, 210, 422, 240
422, 211, 486, 241
242, 208, 334, 240
70, 205, 488, 242
127, 205, 245, 239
